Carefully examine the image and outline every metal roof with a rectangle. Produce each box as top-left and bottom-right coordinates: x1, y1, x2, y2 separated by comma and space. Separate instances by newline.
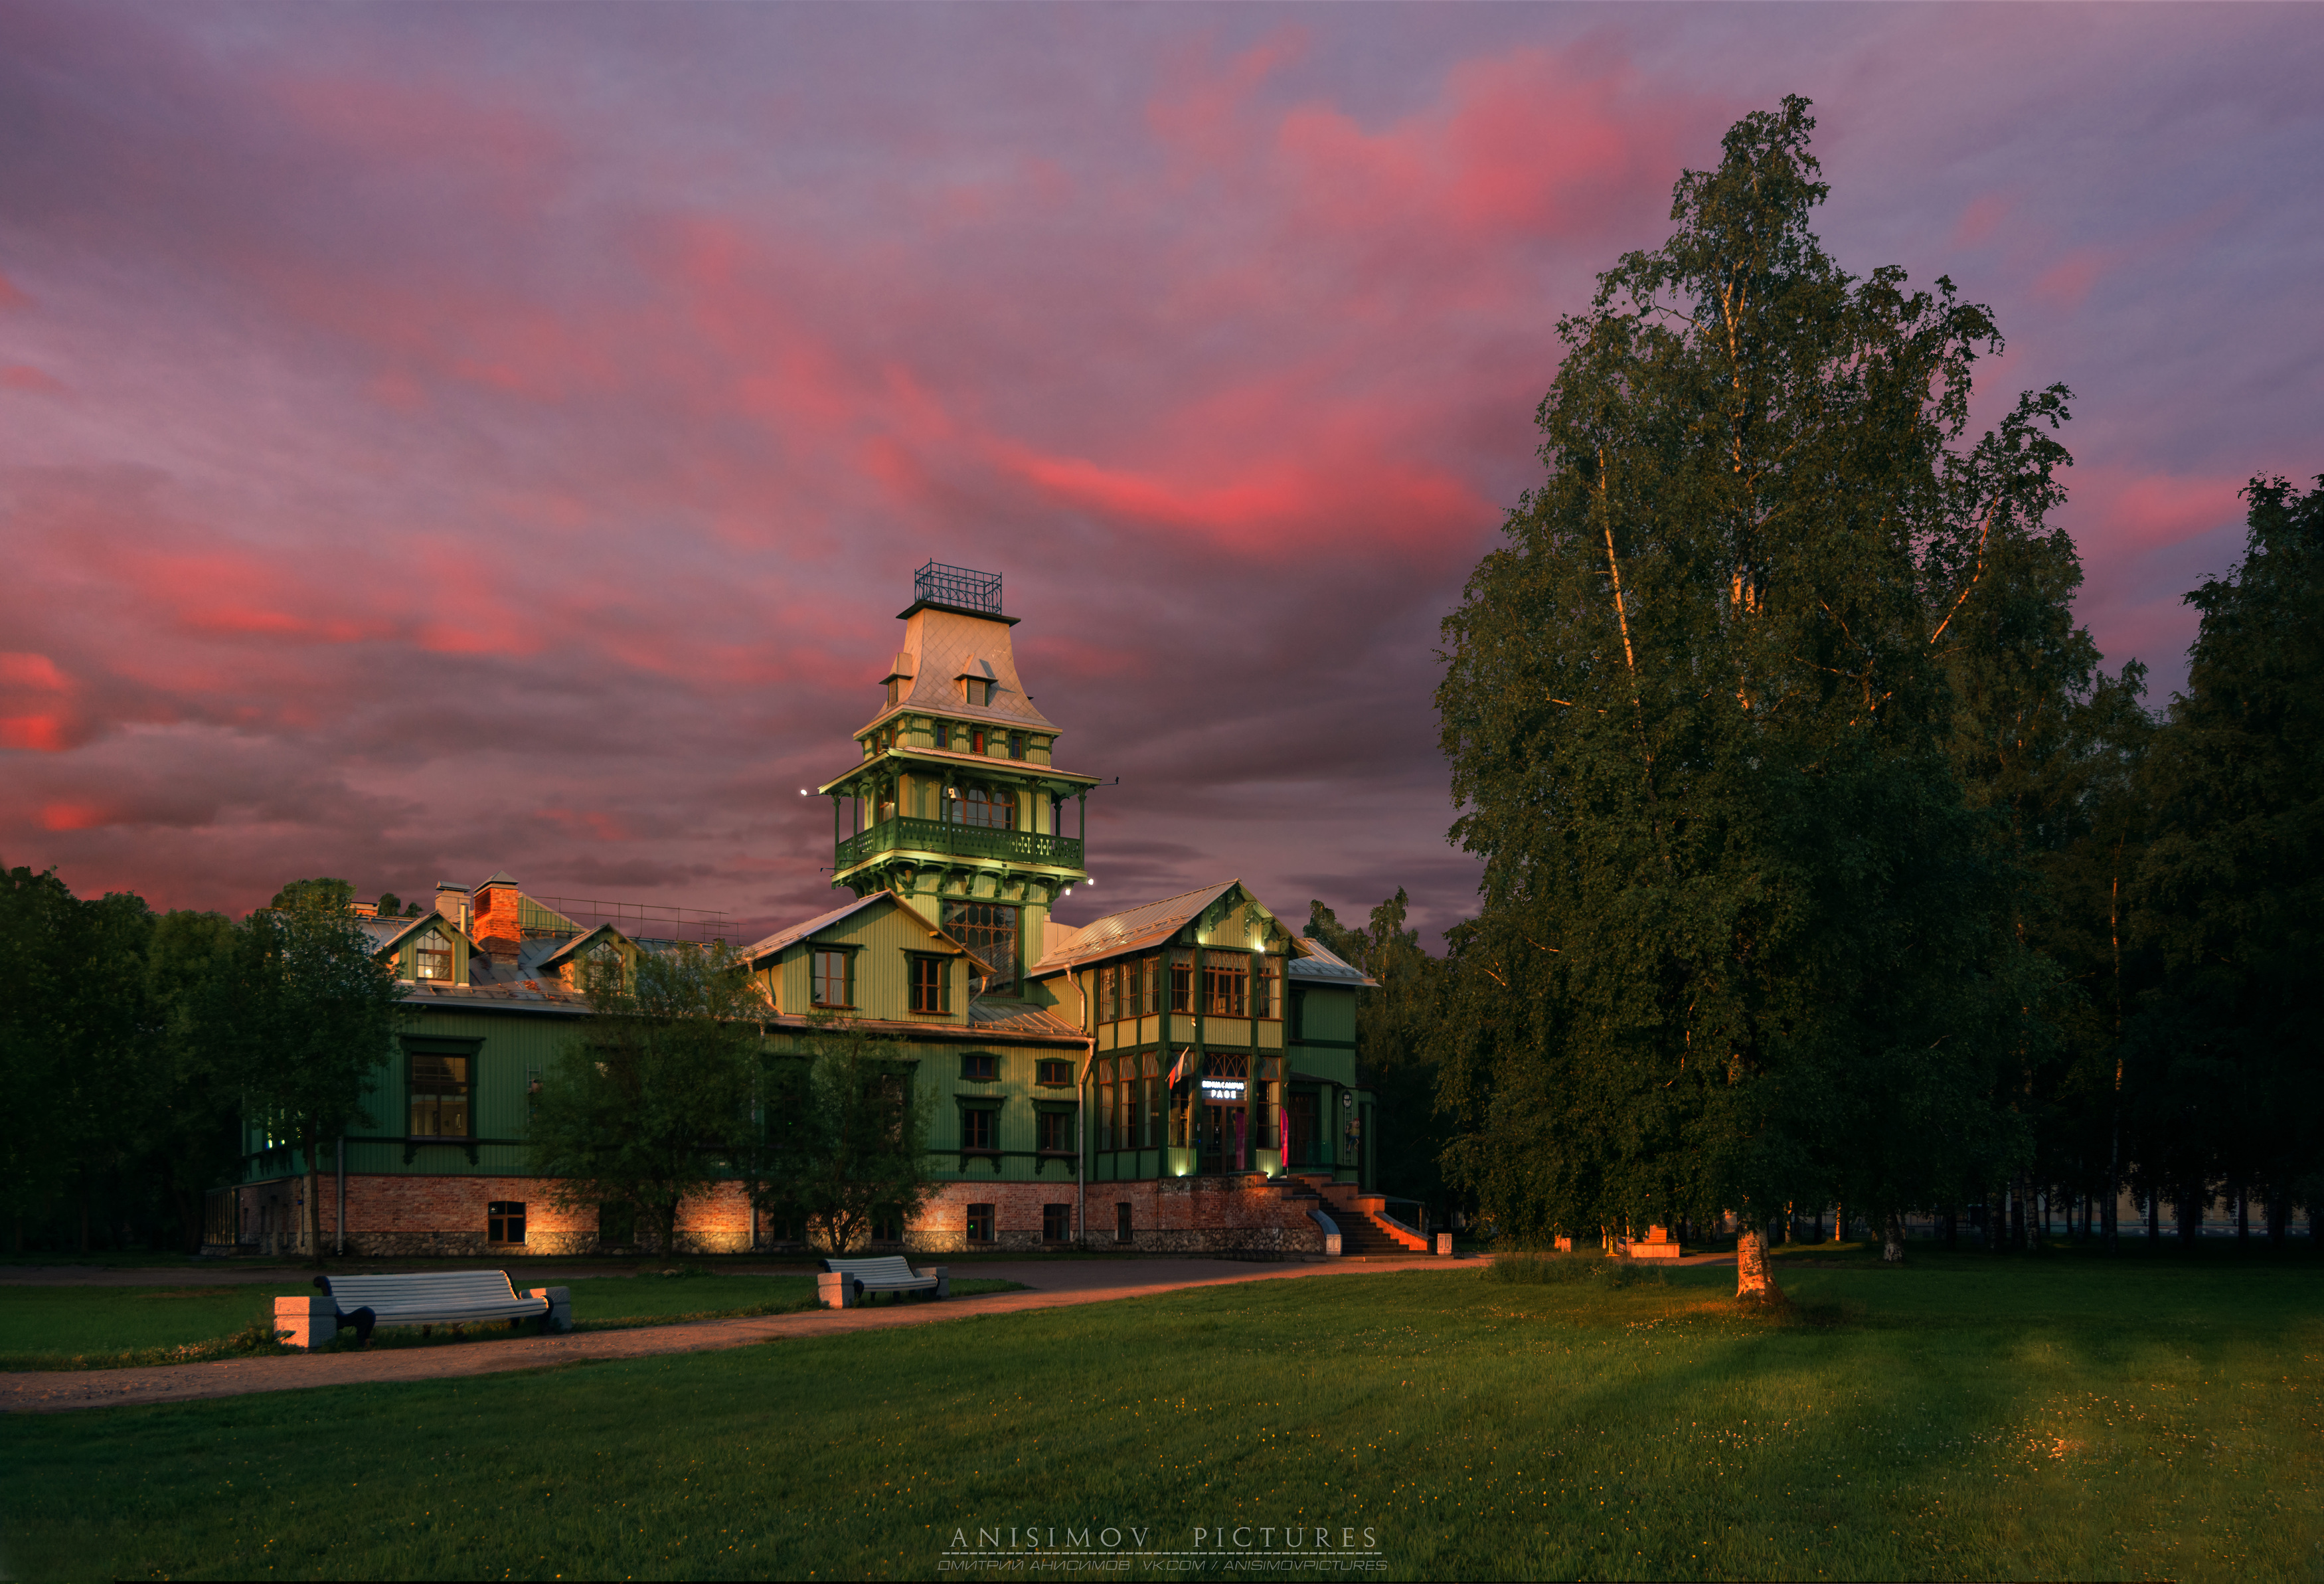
1028, 880, 1244, 972
737, 891, 972, 966
817, 743, 1102, 796
876, 601, 1055, 731
1288, 935, 1378, 988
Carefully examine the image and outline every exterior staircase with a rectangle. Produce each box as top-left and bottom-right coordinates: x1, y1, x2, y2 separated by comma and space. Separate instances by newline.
1303, 1177, 1433, 1255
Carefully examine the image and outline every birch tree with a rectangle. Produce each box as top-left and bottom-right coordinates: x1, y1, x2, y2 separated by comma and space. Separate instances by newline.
1436, 98, 2057, 1298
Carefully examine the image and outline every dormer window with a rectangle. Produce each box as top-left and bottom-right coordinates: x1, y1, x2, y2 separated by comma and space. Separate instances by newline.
962, 677, 993, 707
414, 933, 453, 981
886, 678, 903, 705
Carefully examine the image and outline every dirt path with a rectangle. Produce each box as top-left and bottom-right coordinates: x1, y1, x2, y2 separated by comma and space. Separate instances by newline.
0, 1256, 1455, 1415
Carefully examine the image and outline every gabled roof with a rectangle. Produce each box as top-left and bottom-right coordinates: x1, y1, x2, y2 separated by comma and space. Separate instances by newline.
363, 911, 475, 957
536, 921, 633, 972
1029, 880, 1244, 972
1289, 934, 1378, 988
738, 891, 971, 968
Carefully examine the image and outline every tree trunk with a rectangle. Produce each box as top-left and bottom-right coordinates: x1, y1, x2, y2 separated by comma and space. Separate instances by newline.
1941, 1207, 1957, 1249
2268, 1193, 2287, 1251
1735, 1220, 1783, 1302
1883, 1209, 1906, 1263
2177, 1186, 2200, 1248
2235, 1185, 2249, 1248
303, 1124, 325, 1268
1833, 1201, 1845, 1246
2146, 1191, 2159, 1249
661, 1199, 682, 1259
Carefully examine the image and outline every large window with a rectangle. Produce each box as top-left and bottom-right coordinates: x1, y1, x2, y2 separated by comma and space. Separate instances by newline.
1169, 953, 1193, 1013
811, 948, 853, 1008
958, 785, 1013, 829
413, 932, 453, 981
408, 1053, 470, 1137
961, 1106, 997, 1151
1254, 955, 1283, 1019
1038, 1108, 1073, 1154
1098, 1083, 1114, 1150
1141, 957, 1161, 1016
943, 901, 1017, 995
1203, 952, 1248, 1017
908, 954, 950, 1014
487, 1201, 527, 1244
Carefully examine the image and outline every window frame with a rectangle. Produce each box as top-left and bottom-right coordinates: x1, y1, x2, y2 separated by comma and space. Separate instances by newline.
1037, 1106, 1074, 1155
412, 930, 455, 982
810, 945, 858, 1010
960, 1051, 999, 1082
487, 1200, 527, 1245
406, 1044, 476, 1139
1202, 950, 1248, 1017
1036, 1058, 1072, 1087
906, 952, 952, 1015
966, 1202, 996, 1244
1254, 953, 1284, 1019
1041, 1203, 1072, 1243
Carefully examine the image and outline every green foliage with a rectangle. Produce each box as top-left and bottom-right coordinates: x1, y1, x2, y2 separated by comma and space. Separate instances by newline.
6, 1258, 2315, 1581
265, 877, 355, 913
207, 904, 406, 1261
2125, 474, 2324, 1237
748, 1014, 935, 1255
528, 940, 766, 1255
1434, 98, 2050, 1267
1306, 891, 1448, 1213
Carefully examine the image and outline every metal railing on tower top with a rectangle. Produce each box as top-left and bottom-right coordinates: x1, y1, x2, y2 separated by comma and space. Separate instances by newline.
914, 560, 1003, 616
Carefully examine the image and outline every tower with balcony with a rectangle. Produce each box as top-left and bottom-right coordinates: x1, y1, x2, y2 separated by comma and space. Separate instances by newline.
819, 563, 1100, 996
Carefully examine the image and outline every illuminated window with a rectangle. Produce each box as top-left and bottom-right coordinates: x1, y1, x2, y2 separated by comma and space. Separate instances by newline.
1254, 955, 1284, 1019
409, 1054, 470, 1137
1203, 952, 1248, 1017
413, 932, 453, 980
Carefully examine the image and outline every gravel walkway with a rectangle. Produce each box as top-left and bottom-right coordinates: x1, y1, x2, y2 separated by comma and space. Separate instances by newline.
0, 1255, 1455, 1415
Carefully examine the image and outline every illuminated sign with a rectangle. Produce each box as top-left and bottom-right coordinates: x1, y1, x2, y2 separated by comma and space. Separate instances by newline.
1201, 1078, 1245, 1101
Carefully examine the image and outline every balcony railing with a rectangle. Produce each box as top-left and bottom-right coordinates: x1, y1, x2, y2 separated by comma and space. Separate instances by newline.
836, 816, 1084, 873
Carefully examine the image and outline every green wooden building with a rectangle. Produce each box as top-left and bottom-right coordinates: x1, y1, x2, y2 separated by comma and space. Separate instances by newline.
222, 563, 1402, 1259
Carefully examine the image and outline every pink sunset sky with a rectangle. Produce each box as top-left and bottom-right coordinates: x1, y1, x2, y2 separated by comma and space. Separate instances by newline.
2, 3, 2317, 946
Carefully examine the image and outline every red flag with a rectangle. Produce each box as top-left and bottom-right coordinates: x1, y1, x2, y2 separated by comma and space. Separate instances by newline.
1167, 1050, 1187, 1089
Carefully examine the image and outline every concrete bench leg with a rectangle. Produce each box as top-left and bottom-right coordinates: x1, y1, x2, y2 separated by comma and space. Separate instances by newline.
274, 1296, 337, 1350
923, 1267, 950, 1300
817, 1273, 859, 1310
527, 1287, 572, 1333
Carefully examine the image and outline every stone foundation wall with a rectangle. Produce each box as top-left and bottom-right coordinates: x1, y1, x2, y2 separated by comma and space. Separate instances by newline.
900, 1176, 1324, 1256
245, 1171, 1325, 1259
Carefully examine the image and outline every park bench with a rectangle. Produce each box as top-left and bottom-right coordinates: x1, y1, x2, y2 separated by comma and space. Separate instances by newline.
274, 1271, 568, 1349
819, 1255, 948, 1308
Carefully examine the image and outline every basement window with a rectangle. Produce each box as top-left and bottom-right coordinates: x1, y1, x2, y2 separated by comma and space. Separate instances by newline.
488, 1201, 527, 1244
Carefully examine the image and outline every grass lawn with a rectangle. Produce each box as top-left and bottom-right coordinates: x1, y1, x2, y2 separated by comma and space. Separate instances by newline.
3, 1249, 2317, 1581
0, 1271, 1023, 1369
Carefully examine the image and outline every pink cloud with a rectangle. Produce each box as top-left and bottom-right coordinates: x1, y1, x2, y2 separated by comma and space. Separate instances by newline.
1953, 195, 2009, 248
1, 364, 66, 394
2032, 247, 2107, 311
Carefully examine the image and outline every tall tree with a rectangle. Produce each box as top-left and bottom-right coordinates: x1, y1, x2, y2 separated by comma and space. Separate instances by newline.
143, 910, 248, 1252
772, 1017, 934, 1255
1435, 98, 2051, 1297
529, 940, 764, 1255
2128, 474, 2324, 1246
1307, 892, 1448, 1219
212, 895, 404, 1264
